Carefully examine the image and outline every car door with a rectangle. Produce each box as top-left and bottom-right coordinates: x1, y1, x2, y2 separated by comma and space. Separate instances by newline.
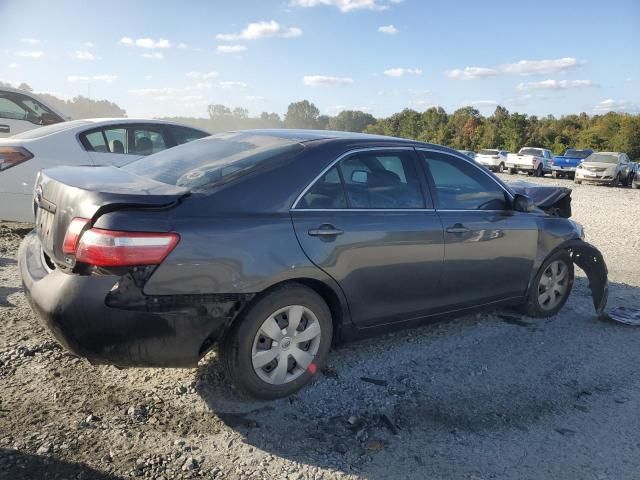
291, 147, 445, 328
417, 149, 538, 309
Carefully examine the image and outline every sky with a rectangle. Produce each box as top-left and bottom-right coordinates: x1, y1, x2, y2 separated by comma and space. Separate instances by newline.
1, 0, 639, 119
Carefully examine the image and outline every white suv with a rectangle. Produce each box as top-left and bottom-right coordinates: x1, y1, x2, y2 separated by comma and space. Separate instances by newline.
475, 149, 509, 173
0, 86, 68, 138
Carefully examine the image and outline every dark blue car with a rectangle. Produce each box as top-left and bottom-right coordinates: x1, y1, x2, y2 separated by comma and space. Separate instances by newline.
19, 130, 608, 398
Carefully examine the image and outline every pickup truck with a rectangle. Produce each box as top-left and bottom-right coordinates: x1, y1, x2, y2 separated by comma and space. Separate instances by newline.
506, 147, 553, 177
551, 148, 593, 179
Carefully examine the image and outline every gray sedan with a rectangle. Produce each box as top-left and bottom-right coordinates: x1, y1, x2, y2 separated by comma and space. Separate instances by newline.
19, 130, 608, 399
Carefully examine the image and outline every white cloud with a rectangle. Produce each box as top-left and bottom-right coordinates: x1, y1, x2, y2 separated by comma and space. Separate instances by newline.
219, 81, 247, 89
120, 37, 171, 49
72, 50, 96, 61
289, 0, 391, 12
411, 100, 437, 109
216, 21, 302, 41
177, 43, 189, 49
216, 44, 248, 54
593, 99, 639, 114
20, 38, 40, 45
383, 68, 422, 77
447, 57, 585, 80
303, 75, 354, 87
378, 24, 398, 35
465, 100, 498, 108
246, 95, 265, 101
446, 66, 498, 80
15, 51, 43, 58
186, 71, 219, 79
84, 42, 95, 48
516, 79, 599, 91
68, 74, 117, 83
8, 63, 18, 69
142, 52, 164, 60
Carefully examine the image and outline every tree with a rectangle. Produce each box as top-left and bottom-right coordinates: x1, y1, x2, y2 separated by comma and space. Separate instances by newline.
328, 110, 376, 132
284, 100, 320, 129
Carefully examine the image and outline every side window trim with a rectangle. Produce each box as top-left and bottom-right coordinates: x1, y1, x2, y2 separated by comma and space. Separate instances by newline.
291, 146, 432, 211
416, 148, 514, 211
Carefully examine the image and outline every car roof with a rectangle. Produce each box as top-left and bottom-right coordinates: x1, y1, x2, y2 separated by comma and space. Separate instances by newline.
233, 128, 415, 143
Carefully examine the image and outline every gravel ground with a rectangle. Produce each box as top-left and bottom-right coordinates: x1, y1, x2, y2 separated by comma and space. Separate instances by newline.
1, 174, 640, 480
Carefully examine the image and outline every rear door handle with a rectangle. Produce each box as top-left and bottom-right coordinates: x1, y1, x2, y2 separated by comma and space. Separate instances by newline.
0, 125, 10, 134
308, 224, 344, 237
446, 224, 470, 234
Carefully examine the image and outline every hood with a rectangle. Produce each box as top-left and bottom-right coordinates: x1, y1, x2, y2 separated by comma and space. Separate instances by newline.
509, 181, 572, 218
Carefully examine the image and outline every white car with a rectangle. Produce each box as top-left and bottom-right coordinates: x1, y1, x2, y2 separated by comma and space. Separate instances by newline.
475, 149, 509, 173
456, 150, 476, 161
0, 86, 68, 138
506, 147, 553, 177
574, 152, 633, 187
0, 118, 209, 221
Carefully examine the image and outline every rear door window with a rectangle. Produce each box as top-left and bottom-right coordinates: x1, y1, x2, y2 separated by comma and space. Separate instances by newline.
420, 151, 508, 211
298, 165, 347, 209
83, 131, 109, 152
0, 97, 27, 120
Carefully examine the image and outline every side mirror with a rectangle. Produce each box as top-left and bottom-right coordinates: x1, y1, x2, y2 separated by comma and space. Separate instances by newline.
351, 170, 369, 184
513, 194, 535, 213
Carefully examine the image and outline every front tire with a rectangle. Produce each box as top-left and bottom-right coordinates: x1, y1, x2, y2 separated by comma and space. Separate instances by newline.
221, 283, 333, 399
535, 164, 544, 177
497, 162, 505, 173
520, 250, 574, 318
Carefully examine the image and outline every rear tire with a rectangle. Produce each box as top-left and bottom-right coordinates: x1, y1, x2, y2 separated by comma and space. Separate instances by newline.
519, 250, 574, 318
535, 164, 544, 177
221, 283, 333, 399
498, 163, 505, 173
508, 168, 516, 175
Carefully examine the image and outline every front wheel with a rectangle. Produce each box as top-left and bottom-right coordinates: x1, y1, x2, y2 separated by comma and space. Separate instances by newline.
497, 162, 505, 173
520, 250, 574, 318
221, 284, 333, 399
611, 174, 621, 187
535, 164, 544, 177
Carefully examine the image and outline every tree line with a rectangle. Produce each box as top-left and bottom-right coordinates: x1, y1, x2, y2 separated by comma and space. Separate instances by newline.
4, 83, 638, 160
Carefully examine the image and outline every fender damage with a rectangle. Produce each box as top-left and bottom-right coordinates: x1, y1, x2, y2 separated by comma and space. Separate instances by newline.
565, 240, 609, 318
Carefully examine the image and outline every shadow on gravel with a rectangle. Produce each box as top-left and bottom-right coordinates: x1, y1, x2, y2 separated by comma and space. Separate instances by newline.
0, 449, 123, 480
0, 257, 17, 268
0, 287, 22, 307
194, 278, 640, 478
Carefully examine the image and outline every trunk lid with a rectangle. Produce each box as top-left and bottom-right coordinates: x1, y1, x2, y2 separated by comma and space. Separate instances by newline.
34, 165, 188, 265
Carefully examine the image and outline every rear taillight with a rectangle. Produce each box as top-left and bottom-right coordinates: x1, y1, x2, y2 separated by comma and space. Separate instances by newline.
63, 217, 90, 254
75, 229, 179, 267
550, 159, 555, 165
0, 147, 33, 171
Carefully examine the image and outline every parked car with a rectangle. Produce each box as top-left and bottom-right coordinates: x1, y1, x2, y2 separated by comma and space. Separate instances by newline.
457, 150, 476, 161
476, 149, 509, 173
631, 162, 639, 189
19, 130, 608, 399
506, 147, 553, 177
551, 148, 593, 179
0, 118, 209, 221
0, 86, 68, 138
574, 152, 633, 186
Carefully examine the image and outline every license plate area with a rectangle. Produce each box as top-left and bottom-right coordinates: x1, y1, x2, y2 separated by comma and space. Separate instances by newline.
35, 207, 56, 252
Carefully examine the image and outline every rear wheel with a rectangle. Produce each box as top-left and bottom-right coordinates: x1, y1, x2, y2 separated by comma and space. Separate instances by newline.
508, 167, 516, 175
221, 284, 333, 399
497, 162, 505, 173
535, 164, 544, 177
520, 250, 574, 318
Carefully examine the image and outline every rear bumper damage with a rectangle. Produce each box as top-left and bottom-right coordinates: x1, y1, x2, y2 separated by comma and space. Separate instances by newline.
19, 231, 251, 367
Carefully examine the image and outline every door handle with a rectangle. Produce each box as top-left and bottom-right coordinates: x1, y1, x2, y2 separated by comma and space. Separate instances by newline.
0, 125, 10, 134
308, 224, 344, 237
446, 224, 470, 234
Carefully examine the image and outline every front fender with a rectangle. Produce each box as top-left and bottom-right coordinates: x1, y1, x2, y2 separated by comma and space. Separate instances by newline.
565, 240, 609, 318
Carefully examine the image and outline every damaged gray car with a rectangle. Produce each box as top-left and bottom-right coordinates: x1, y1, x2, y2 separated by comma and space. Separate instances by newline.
19, 130, 608, 399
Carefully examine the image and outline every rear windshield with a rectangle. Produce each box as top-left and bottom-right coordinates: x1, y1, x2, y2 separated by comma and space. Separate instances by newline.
519, 148, 543, 156
584, 153, 619, 164
564, 149, 592, 159
479, 149, 499, 155
123, 132, 304, 191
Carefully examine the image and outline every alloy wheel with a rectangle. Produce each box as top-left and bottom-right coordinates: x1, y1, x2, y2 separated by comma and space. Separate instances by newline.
537, 260, 570, 311
251, 305, 322, 385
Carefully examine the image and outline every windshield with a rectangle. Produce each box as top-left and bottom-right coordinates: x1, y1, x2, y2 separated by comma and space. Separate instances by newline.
584, 153, 619, 164
564, 149, 593, 159
123, 132, 304, 191
479, 149, 499, 155
11, 119, 92, 139
519, 148, 543, 156
0, 90, 64, 126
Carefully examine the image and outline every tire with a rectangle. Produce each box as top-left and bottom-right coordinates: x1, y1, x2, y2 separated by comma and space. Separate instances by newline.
633, 180, 640, 190
611, 174, 621, 187
535, 164, 544, 177
574, 180, 582, 185
552, 171, 561, 179
508, 167, 516, 175
497, 162, 505, 173
520, 250, 574, 318
221, 283, 333, 399
568, 173, 575, 180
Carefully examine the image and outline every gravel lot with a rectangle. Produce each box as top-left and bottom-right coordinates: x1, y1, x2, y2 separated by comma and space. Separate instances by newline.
1, 174, 640, 480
